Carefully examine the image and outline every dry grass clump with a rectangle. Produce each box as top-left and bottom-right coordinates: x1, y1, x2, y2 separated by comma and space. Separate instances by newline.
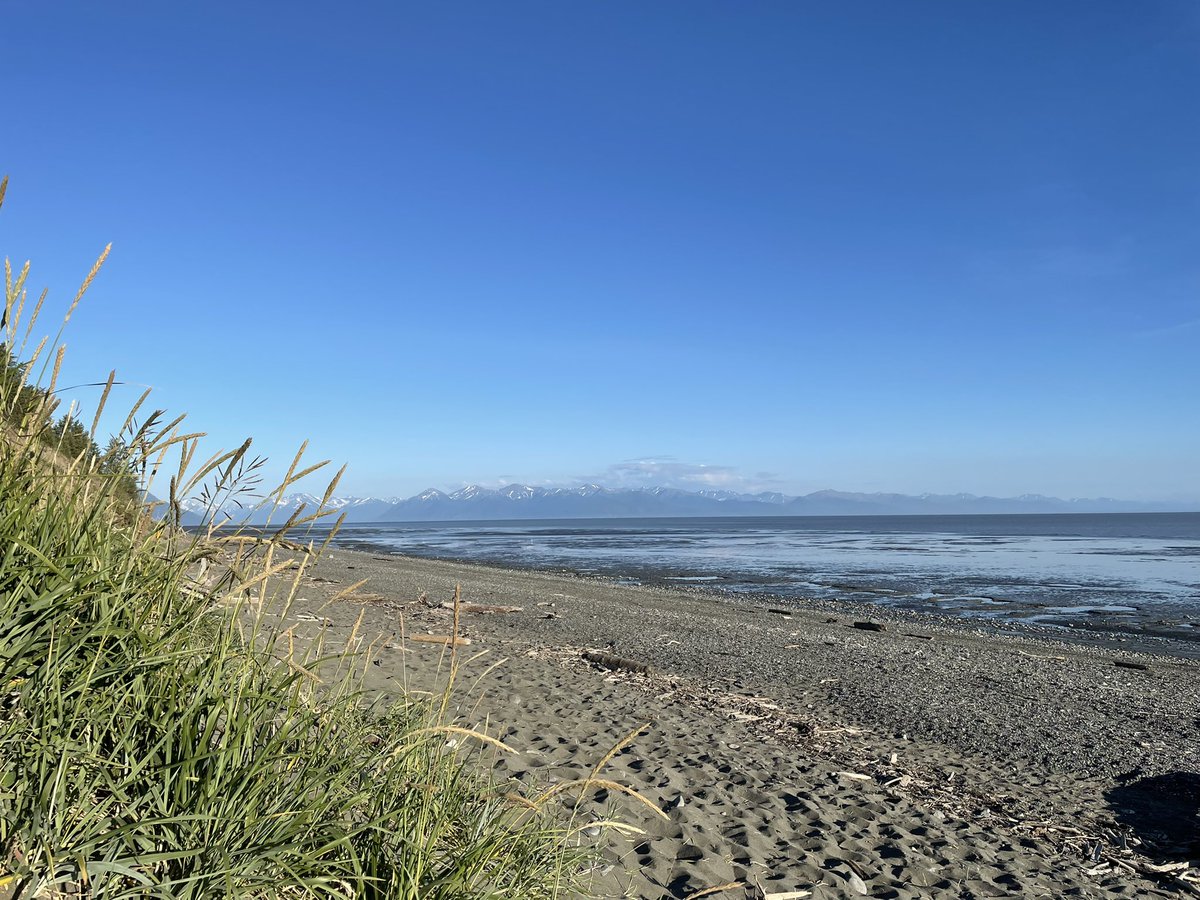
0, 178, 601, 899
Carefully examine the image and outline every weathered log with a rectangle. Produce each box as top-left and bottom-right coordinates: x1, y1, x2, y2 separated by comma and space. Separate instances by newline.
408, 634, 472, 646
852, 621, 886, 632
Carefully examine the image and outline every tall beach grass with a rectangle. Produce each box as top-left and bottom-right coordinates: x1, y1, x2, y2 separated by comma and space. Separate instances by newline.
0, 178, 609, 898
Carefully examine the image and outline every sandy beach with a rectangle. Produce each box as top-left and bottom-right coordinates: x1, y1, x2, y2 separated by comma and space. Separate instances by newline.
286, 548, 1200, 899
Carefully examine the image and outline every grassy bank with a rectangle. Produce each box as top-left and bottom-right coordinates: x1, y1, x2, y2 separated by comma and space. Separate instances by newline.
0, 179, 599, 899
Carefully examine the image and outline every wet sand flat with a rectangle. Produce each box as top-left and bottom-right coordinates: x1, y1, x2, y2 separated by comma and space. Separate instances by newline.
287, 549, 1200, 899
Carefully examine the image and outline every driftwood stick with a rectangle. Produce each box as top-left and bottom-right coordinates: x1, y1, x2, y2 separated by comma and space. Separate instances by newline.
409, 633, 472, 646
440, 601, 522, 614
582, 650, 652, 676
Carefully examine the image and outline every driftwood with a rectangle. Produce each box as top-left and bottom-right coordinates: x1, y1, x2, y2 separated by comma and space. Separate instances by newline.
691, 886, 812, 900
1111, 858, 1200, 896
852, 621, 886, 632
408, 634, 472, 646
582, 650, 652, 676
439, 601, 522, 614
680, 882, 745, 899
767, 608, 793, 617
1114, 660, 1150, 671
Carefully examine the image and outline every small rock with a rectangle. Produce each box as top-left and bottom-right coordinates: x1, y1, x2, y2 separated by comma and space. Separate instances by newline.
847, 871, 868, 894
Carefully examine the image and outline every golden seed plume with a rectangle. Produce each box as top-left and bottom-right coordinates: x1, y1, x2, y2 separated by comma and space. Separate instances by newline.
21, 288, 48, 353
48, 344, 66, 395
65, 243, 111, 324
90, 370, 117, 440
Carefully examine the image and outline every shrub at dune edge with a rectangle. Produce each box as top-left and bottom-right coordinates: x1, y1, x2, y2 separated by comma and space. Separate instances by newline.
0, 178, 602, 899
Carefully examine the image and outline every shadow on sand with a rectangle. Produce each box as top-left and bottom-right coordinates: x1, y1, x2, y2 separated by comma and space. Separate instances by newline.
1106, 771, 1200, 858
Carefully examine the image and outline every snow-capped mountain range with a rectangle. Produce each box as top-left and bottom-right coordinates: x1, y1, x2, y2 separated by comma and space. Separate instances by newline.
176, 484, 1188, 525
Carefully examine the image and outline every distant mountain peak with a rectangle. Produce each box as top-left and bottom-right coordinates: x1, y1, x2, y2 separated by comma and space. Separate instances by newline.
177, 484, 1190, 526
499, 483, 536, 499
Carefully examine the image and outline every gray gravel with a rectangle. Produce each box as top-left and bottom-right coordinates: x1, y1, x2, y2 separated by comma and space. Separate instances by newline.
295, 548, 1200, 895
310, 548, 1200, 784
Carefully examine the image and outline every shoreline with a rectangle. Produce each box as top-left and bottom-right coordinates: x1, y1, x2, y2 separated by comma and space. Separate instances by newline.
328, 537, 1200, 660
286, 547, 1200, 898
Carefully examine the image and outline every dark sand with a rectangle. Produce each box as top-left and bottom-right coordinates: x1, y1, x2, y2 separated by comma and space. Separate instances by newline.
286, 549, 1200, 899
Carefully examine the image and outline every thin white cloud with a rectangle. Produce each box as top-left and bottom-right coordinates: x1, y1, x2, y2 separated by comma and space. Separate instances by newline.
578, 458, 782, 493
1134, 316, 1200, 339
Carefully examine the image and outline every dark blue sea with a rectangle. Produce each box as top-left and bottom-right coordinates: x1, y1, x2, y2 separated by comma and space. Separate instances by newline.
316, 513, 1200, 639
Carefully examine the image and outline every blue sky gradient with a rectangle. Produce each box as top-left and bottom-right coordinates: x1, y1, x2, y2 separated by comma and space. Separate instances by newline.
2, 2, 1197, 502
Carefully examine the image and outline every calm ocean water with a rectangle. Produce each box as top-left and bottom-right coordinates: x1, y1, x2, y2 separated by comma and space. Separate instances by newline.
319, 513, 1200, 638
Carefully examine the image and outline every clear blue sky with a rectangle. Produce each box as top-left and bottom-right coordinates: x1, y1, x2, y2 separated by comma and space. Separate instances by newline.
2, 1, 1197, 502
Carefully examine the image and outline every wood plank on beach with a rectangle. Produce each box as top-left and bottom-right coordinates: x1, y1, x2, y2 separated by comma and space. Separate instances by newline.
407, 634, 472, 646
